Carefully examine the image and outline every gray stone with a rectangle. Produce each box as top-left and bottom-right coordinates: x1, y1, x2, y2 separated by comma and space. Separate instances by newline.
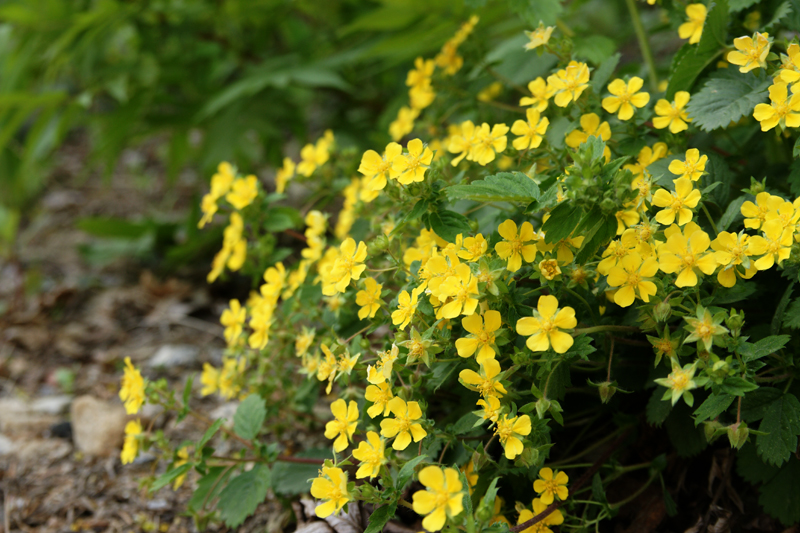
0, 434, 14, 456
0, 398, 59, 437
148, 344, 199, 369
70, 395, 127, 457
31, 394, 73, 415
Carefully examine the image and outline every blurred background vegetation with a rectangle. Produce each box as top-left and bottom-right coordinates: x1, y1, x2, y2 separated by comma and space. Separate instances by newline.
0, 0, 640, 268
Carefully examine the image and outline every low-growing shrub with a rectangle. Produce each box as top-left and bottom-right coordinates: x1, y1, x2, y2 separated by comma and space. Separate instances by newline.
120, 2, 800, 530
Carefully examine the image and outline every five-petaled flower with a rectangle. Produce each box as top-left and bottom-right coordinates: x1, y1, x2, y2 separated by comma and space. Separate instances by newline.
356, 277, 383, 319
728, 32, 771, 73
380, 397, 427, 450
601, 77, 650, 121
534, 467, 569, 505
511, 108, 550, 150
678, 4, 706, 44
310, 466, 351, 518
412, 466, 464, 532
455, 310, 502, 363
606, 252, 659, 307
524, 23, 554, 51
669, 149, 707, 181
459, 357, 508, 398
547, 60, 590, 107
495, 219, 538, 272
352, 431, 386, 479
516, 295, 577, 353
651, 178, 702, 226
394, 139, 434, 184
653, 91, 692, 133
495, 414, 532, 459
753, 81, 800, 131
324, 399, 359, 452
120, 357, 145, 415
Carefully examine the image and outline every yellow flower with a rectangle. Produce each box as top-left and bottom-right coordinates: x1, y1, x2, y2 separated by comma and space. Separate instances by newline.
220, 299, 246, 345
727, 32, 771, 73
651, 178, 702, 226
654, 363, 699, 406
519, 77, 553, 111
601, 77, 650, 121
495, 219, 538, 272
455, 310, 502, 363
606, 252, 659, 307
749, 220, 793, 270
534, 467, 569, 505
679, 4, 706, 45
684, 305, 729, 352
297, 140, 330, 177
393, 139, 434, 184
653, 91, 692, 133
389, 106, 420, 141
753, 81, 800, 131
392, 286, 424, 330
511, 109, 549, 150
457, 233, 488, 262
119, 357, 145, 415
380, 397, 427, 450
657, 222, 717, 287
524, 23, 554, 50
275, 157, 295, 194
447, 120, 478, 166
624, 142, 669, 179
358, 142, 403, 191
367, 344, 399, 385
495, 414, 531, 459
120, 419, 142, 465
200, 363, 219, 396
365, 382, 394, 418
516, 295, 577, 353
323, 238, 368, 295
710, 231, 758, 287
352, 431, 386, 479
225, 175, 258, 210
310, 466, 351, 518
741, 191, 775, 229
173, 447, 190, 489
538, 258, 561, 280
547, 60, 590, 107
615, 209, 640, 235
356, 278, 383, 319
516, 498, 564, 533
436, 263, 480, 319
668, 148, 707, 182
412, 466, 464, 532
463, 460, 478, 494
459, 358, 508, 398
219, 358, 246, 399
565, 112, 611, 149
324, 399, 359, 452
295, 327, 316, 357
780, 43, 800, 86
472, 123, 509, 165
476, 395, 501, 423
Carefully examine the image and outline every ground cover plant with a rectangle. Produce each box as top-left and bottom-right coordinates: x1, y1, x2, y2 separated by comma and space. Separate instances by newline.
119, 0, 800, 530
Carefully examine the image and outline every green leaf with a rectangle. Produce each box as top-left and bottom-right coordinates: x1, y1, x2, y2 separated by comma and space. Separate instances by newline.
150, 463, 192, 492
718, 195, 746, 231
263, 207, 302, 232
189, 467, 235, 512
542, 202, 583, 244
429, 210, 472, 243
714, 281, 756, 304
684, 69, 770, 132
729, 0, 759, 12
666, 43, 723, 100
736, 443, 779, 484
784, 297, 800, 328
759, 456, 800, 525
573, 215, 616, 265
773, 282, 795, 334
757, 393, 800, 466
592, 53, 621, 94
694, 393, 735, 425
739, 335, 791, 362
234, 395, 267, 441
647, 388, 672, 427
77, 217, 150, 239
790, 159, 800, 198
396, 455, 429, 491
764, 1, 793, 29
271, 449, 332, 496
721, 376, 759, 396
458, 469, 476, 533
742, 388, 783, 422
666, 404, 708, 457
507, 0, 563, 25
445, 172, 540, 204
695, 0, 730, 57
364, 503, 398, 533
478, 477, 501, 517
217, 465, 271, 528
392, 200, 429, 237
198, 419, 225, 449
451, 412, 481, 435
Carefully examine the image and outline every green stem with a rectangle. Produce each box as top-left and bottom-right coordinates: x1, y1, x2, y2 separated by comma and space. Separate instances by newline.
624, 0, 659, 93
701, 203, 719, 236
573, 325, 639, 335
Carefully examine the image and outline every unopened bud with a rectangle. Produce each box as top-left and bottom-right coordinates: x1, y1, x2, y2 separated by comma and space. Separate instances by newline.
535, 398, 551, 419
371, 235, 389, 252
727, 422, 749, 449
653, 299, 672, 322
725, 309, 745, 337
703, 420, 724, 443
359, 483, 376, 501
598, 382, 616, 404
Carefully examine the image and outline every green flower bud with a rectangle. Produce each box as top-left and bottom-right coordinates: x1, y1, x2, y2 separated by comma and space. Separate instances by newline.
725, 309, 745, 338
653, 299, 673, 323
703, 420, 724, 443
598, 381, 617, 404
727, 422, 749, 449
535, 398, 551, 419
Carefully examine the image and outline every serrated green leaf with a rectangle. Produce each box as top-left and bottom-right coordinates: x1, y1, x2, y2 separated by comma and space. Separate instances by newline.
741, 387, 783, 422
685, 69, 770, 132
694, 393, 735, 425
666, 404, 708, 457
757, 393, 800, 466
696, 0, 729, 56
759, 456, 800, 525
739, 335, 791, 362
217, 465, 271, 528
721, 377, 759, 396
647, 388, 672, 427
666, 43, 723, 100
784, 297, 800, 328
714, 281, 756, 304
263, 207, 302, 232
396, 455, 429, 491
764, 1, 792, 29
189, 467, 235, 512
234, 395, 267, 441
508, 0, 563, 25
445, 172, 540, 204
364, 503, 398, 533
542, 202, 582, 244
574, 215, 616, 264
729, 0, 759, 11
430, 210, 472, 243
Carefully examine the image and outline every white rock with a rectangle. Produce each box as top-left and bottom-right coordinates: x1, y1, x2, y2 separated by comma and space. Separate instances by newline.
148, 344, 199, 368
0, 434, 14, 456
0, 398, 59, 437
31, 395, 73, 415
70, 395, 127, 457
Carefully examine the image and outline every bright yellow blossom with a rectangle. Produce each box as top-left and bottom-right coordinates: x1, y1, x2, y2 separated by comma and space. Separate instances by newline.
457, 234, 488, 262
119, 357, 145, 415
741, 191, 774, 229
220, 299, 246, 345
476, 395, 501, 423
275, 157, 295, 194
495, 414, 531, 459
380, 397, 427, 450
459, 357, 508, 398
437, 263, 480, 319
323, 238, 368, 295
225, 175, 258, 210
389, 106, 420, 141
352, 431, 386, 479
524, 23, 554, 50
455, 310, 502, 363
606, 252, 659, 307
367, 344, 398, 385
711, 231, 759, 287
413, 466, 464, 532
601, 77, 650, 121
512, 109, 549, 150
669, 149, 707, 181
534, 467, 569, 504
365, 382, 394, 418
753, 81, 800, 131
392, 286, 424, 330
679, 4, 706, 44
495, 219, 538, 272
565, 113, 611, 156
297, 139, 330, 177
652, 178, 702, 226
120, 419, 142, 465
394, 139, 434, 184
657, 222, 717, 287
358, 142, 403, 191
447, 120, 477, 166
517, 498, 564, 533
749, 220, 793, 270
200, 363, 219, 396
472, 123, 509, 165
547, 60, 590, 107
727, 32, 771, 73
324, 399, 359, 452
520, 77, 553, 111
653, 91, 692, 133
516, 295, 577, 353
310, 466, 351, 518
355, 277, 383, 319
654, 363, 700, 406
